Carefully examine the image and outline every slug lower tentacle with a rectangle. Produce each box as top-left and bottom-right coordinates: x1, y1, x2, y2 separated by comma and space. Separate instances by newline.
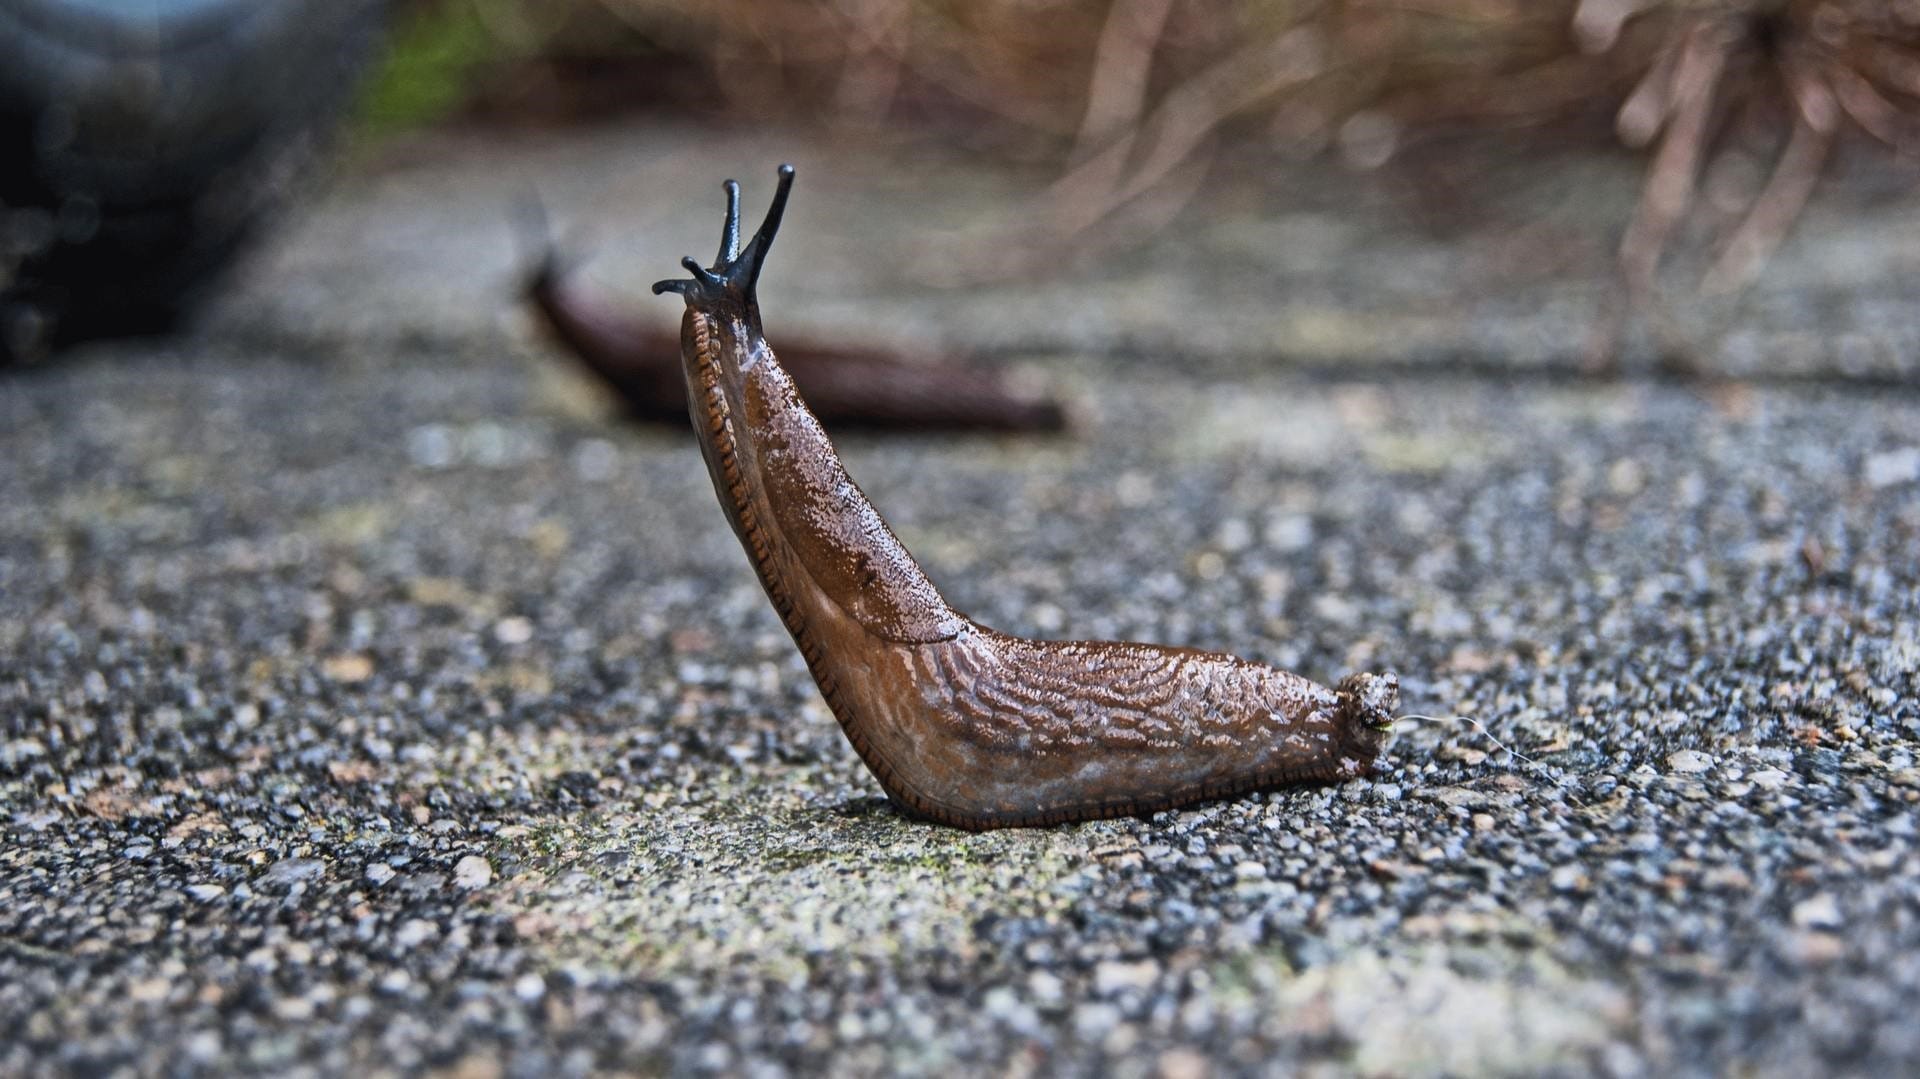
653, 166, 1396, 830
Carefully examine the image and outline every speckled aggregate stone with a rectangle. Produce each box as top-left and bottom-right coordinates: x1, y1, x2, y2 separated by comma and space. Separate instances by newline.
2, 130, 1918, 1078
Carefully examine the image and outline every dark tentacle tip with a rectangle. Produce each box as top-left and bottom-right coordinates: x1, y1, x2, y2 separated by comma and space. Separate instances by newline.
512, 192, 588, 297
683, 256, 724, 285
651, 165, 797, 319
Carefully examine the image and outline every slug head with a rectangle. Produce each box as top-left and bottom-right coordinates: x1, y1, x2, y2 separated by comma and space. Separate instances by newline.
652, 164, 795, 330
1334, 670, 1398, 768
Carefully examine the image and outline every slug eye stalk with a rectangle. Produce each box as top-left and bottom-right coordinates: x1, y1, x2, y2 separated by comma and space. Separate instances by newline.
654, 165, 1396, 830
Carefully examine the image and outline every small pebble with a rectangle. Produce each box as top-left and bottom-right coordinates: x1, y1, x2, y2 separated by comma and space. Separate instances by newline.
1093, 959, 1160, 996
1862, 446, 1919, 488
1792, 894, 1842, 930
394, 920, 437, 949
259, 858, 326, 888
1665, 750, 1713, 775
453, 855, 493, 890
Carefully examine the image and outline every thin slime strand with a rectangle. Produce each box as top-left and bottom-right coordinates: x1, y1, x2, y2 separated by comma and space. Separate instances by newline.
1397, 713, 1583, 805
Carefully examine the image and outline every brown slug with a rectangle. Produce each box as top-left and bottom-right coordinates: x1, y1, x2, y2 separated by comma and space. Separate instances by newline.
653, 166, 1397, 830
527, 231, 1067, 432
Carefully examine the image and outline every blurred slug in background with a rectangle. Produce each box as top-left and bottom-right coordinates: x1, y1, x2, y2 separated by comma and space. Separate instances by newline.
524, 215, 1069, 434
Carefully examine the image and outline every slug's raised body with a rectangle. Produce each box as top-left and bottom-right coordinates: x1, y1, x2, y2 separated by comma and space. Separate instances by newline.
655, 167, 1396, 830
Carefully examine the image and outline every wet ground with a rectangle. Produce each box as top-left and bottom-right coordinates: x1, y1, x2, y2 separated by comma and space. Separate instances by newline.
3, 123, 1918, 1076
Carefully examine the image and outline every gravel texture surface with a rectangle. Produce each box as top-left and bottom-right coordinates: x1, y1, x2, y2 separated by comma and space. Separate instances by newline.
3, 125, 1918, 1077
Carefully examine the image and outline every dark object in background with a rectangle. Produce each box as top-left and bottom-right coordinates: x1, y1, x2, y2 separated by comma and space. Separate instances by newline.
0, 0, 390, 364
527, 245, 1070, 434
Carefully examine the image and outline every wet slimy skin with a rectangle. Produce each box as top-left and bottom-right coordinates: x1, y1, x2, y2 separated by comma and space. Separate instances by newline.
653, 166, 1397, 830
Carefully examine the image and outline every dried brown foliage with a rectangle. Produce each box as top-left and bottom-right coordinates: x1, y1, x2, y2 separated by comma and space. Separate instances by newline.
1600, 1, 1920, 297
470, 1, 1920, 301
